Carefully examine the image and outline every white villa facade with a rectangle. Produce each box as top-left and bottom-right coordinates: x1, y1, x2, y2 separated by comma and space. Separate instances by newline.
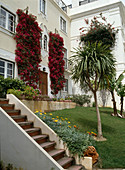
0, 0, 72, 97
0, 0, 125, 108
69, 0, 125, 109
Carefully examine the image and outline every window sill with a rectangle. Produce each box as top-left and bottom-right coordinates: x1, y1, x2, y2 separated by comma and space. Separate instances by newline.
0, 26, 15, 36
39, 11, 47, 20
62, 91, 68, 93
60, 29, 67, 36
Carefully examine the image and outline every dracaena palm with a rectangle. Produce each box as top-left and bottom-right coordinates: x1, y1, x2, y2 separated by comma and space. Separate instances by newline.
115, 71, 125, 116
70, 42, 116, 139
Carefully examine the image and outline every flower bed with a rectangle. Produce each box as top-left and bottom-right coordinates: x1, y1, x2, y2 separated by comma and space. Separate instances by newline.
35, 111, 95, 157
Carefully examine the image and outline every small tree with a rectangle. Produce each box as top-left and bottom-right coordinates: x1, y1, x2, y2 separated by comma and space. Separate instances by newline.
70, 42, 116, 139
79, 13, 118, 116
80, 13, 118, 48
103, 74, 118, 116
115, 71, 125, 116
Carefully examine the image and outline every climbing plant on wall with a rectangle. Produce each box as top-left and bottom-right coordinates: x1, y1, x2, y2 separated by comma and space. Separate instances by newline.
49, 32, 65, 95
14, 9, 42, 88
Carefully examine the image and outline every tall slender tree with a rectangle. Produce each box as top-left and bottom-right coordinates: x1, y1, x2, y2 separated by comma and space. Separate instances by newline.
70, 42, 116, 139
115, 71, 125, 116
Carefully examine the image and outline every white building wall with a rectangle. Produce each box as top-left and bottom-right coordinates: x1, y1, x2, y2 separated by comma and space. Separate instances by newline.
0, 0, 72, 97
69, 0, 125, 110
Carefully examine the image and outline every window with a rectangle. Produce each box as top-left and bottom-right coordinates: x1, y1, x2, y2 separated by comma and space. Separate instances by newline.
64, 48, 68, 69
63, 79, 68, 92
40, 0, 46, 14
0, 59, 14, 78
40, 33, 43, 48
79, 0, 97, 6
0, 6, 15, 32
44, 35, 47, 50
60, 17, 66, 33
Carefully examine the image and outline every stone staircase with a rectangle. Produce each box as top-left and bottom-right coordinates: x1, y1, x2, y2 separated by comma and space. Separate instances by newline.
0, 98, 84, 170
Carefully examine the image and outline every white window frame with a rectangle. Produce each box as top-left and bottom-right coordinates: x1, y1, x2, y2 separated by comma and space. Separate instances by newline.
0, 6, 15, 33
0, 59, 14, 78
40, 33, 43, 48
60, 16, 66, 33
63, 79, 68, 92
40, 0, 46, 15
64, 48, 68, 69
43, 35, 47, 50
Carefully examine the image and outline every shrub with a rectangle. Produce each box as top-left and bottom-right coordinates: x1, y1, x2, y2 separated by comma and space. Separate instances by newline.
7, 87, 51, 101
0, 76, 26, 98
23, 86, 41, 100
80, 13, 118, 48
35, 112, 94, 157
7, 89, 23, 99
0, 161, 16, 170
71, 94, 92, 106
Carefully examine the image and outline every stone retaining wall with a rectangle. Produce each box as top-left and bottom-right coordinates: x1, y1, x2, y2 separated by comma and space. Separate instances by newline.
21, 100, 76, 112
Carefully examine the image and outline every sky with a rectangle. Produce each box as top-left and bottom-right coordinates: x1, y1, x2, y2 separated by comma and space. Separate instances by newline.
63, 0, 125, 6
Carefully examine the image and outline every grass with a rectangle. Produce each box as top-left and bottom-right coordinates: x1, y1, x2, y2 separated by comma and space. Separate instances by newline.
48, 106, 125, 168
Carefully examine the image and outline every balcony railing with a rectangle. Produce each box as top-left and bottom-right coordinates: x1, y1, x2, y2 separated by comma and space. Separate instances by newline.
55, 0, 67, 12
79, 0, 97, 6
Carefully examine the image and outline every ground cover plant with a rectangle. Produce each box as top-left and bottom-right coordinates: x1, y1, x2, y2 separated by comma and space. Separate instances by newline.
35, 111, 94, 157
45, 107, 125, 168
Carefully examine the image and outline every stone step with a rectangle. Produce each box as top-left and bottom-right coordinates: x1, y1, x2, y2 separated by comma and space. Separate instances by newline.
57, 157, 74, 169
32, 134, 48, 144
48, 149, 65, 161
0, 104, 14, 110
68, 165, 85, 170
0, 98, 9, 104
40, 141, 56, 152
11, 115, 27, 122
18, 121, 33, 129
25, 128, 41, 137
6, 109, 20, 116
1, 98, 84, 169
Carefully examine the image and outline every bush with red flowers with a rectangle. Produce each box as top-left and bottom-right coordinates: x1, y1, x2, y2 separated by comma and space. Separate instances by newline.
14, 9, 42, 89
80, 13, 118, 48
49, 32, 65, 95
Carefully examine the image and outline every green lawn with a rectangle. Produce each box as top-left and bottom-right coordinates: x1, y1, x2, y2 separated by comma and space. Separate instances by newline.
49, 106, 125, 168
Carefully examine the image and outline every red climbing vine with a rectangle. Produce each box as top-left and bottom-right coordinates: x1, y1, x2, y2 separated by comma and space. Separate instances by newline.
14, 9, 42, 88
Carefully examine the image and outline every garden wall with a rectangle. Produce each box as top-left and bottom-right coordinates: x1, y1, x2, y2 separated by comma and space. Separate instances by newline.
20, 100, 76, 112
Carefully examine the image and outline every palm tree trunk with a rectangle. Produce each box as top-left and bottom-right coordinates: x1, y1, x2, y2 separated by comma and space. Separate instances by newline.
120, 96, 123, 116
110, 90, 117, 115
93, 91, 103, 138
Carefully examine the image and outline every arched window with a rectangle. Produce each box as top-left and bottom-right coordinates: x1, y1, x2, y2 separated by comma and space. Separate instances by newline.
44, 35, 47, 50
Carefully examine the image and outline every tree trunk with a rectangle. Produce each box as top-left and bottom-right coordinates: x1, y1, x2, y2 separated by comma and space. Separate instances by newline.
120, 96, 123, 116
110, 90, 117, 115
93, 91, 103, 139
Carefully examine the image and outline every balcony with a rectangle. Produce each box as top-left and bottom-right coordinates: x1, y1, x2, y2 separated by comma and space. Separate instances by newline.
79, 0, 97, 6
55, 0, 67, 12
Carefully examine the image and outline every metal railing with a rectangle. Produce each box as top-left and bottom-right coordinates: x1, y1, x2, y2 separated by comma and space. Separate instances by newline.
79, 0, 97, 6
55, 0, 67, 12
